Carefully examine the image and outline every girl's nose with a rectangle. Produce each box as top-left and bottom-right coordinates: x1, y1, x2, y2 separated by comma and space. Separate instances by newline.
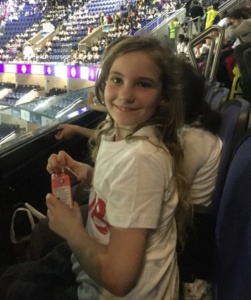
119, 85, 135, 103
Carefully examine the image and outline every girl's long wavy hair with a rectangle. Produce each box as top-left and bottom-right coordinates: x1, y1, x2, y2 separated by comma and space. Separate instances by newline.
89, 35, 192, 244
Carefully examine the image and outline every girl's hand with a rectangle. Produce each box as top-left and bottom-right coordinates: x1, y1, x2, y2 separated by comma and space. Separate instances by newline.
46, 193, 84, 240
87, 91, 96, 107
47, 150, 93, 187
55, 124, 79, 140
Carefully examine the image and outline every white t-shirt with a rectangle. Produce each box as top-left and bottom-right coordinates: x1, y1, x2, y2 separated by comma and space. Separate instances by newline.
72, 126, 179, 299
177, 41, 185, 54
179, 127, 222, 206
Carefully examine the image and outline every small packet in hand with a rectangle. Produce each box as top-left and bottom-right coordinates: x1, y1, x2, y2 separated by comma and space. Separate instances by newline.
51, 170, 73, 208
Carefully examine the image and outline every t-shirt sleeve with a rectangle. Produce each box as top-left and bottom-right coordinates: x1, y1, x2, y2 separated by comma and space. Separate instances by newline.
105, 149, 173, 229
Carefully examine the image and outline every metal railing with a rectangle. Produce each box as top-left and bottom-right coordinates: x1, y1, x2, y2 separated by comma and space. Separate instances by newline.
134, 10, 175, 36
188, 25, 225, 84
219, 0, 248, 13
186, 16, 202, 38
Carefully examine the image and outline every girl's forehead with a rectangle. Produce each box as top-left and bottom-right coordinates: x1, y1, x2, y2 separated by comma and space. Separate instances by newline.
110, 51, 158, 66
106, 51, 162, 80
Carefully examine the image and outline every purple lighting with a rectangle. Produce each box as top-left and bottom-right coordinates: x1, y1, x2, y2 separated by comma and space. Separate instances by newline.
67, 66, 80, 78
17, 64, 31, 74
44, 65, 55, 76
88, 68, 96, 81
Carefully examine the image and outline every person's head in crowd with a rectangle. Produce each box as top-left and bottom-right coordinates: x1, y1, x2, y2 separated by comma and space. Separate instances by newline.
184, 37, 190, 44
93, 35, 191, 240
221, 10, 228, 19
178, 33, 185, 43
180, 60, 221, 135
212, 2, 220, 11
228, 7, 251, 27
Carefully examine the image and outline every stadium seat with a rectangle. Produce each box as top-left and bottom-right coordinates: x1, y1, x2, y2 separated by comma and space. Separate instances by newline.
210, 87, 230, 111
211, 98, 251, 215
205, 81, 221, 104
213, 128, 251, 300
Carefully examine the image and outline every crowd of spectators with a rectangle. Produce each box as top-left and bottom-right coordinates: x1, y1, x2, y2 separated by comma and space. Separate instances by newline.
0, 0, 169, 64
0, 0, 251, 104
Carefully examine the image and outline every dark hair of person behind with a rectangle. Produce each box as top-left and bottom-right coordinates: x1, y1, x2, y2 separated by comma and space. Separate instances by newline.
181, 61, 221, 135
228, 7, 251, 20
213, 2, 220, 10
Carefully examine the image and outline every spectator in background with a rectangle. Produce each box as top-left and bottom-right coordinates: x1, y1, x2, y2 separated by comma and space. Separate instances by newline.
190, 0, 204, 21
177, 33, 185, 54
184, 0, 193, 17
183, 37, 190, 58
190, 0, 204, 32
205, 2, 220, 29
168, 17, 179, 52
226, 7, 251, 102
179, 59, 222, 300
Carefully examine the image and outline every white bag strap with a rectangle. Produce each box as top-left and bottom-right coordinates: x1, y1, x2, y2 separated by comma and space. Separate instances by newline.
10, 208, 36, 244
24, 202, 46, 220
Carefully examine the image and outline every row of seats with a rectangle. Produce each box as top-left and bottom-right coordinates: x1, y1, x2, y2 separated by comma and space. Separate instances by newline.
178, 81, 251, 299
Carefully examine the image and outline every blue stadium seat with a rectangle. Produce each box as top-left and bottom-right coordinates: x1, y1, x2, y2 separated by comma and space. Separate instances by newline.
213, 128, 251, 300
211, 98, 250, 215
210, 87, 230, 111
205, 81, 221, 104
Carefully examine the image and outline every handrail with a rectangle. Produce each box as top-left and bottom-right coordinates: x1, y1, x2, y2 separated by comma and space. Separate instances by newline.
134, 10, 174, 36
154, 8, 185, 30
186, 16, 202, 38
188, 25, 225, 84
219, 0, 246, 13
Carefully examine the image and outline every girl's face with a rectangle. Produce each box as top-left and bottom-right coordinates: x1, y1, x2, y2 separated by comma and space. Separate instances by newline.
104, 51, 162, 135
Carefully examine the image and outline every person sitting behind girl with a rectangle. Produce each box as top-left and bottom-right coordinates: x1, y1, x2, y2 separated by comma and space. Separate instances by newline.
179, 60, 222, 300
180, 61, 222, 207
0, 35, 192, 300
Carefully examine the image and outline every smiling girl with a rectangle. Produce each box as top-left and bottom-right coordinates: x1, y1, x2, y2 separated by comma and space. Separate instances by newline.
0, 36, 191, 300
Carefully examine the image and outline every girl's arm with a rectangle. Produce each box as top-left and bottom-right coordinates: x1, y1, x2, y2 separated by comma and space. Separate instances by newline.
87, 91, 107, 112
55, 124, 95, 140
46, 195, 148, 297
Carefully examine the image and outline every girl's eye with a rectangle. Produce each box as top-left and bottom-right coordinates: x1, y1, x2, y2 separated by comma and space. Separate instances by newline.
111, 77, 122, 84
139, 82, 152, 88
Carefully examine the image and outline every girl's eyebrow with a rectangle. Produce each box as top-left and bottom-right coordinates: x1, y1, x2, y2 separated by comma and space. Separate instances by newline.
109, 70, 122, 76
109, 70, 158, 84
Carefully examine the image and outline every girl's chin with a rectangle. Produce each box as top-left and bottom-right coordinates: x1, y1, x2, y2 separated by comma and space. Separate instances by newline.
114, 123, 136, 131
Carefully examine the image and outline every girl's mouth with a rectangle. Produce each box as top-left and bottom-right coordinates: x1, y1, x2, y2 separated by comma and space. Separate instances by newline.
115, 105, 137, 112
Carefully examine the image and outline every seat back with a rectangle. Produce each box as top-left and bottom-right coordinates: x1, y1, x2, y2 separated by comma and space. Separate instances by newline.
210, 87, 230, 111
213, 129, 251, 300
210, 98, 250, 215
204, 81, 221, 103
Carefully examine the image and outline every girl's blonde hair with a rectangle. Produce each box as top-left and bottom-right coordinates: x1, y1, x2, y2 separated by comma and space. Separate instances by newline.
90, 35, 192, 244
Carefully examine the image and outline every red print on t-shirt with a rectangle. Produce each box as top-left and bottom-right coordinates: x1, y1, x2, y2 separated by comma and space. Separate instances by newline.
89, 198, 111, 235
